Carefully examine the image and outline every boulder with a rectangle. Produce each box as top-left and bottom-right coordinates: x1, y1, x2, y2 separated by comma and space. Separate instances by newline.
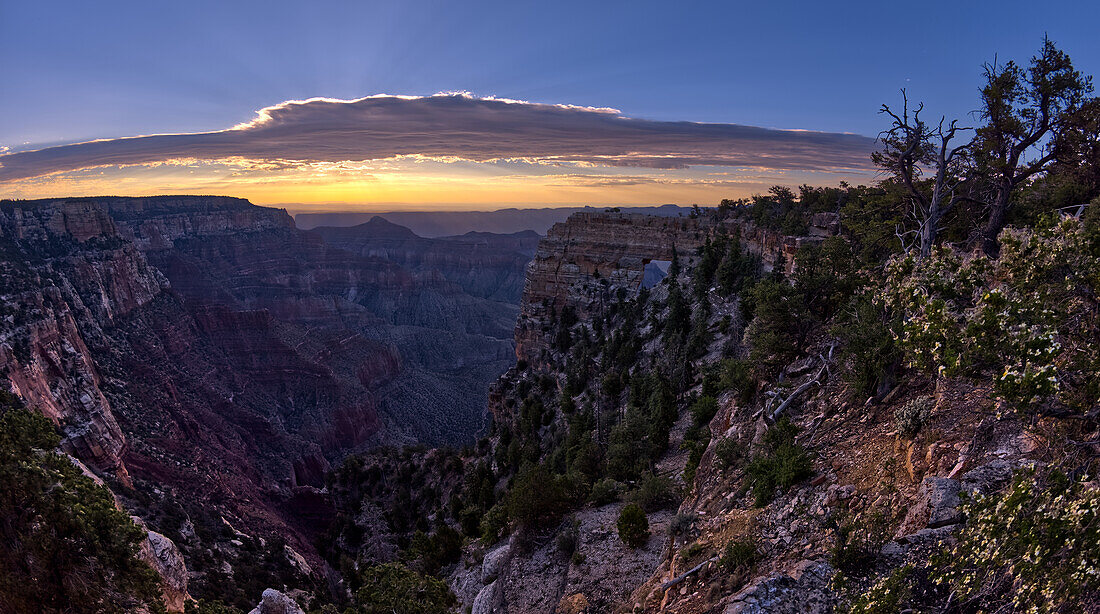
897, 477, 962, 537
472, 581, 502, 614
555, 592, 591, 614
130, 516, 189, 612
723, 559, 834, 613
248, 589, 305, 614
482, 539, 512, 583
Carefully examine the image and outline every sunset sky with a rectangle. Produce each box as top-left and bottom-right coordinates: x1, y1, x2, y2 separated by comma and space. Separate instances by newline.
2, 0, 1098, 213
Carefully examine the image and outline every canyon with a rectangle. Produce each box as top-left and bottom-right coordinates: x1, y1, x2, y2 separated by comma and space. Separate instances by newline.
0, 196, 536, 604
2, 196, 1091, 613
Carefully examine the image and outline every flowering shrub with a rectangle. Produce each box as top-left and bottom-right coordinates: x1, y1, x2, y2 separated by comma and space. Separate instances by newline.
934, 471, 1100, 613
879, 218, 1099, 413
894, 395, 934, 438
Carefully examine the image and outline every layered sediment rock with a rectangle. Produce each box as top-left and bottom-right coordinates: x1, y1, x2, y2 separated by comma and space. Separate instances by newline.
0, 199, 167, 471
513, 211, 838, 363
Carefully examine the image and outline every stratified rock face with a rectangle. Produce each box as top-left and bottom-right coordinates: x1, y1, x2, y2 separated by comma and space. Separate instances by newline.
104, 195, 295, 250
105, 199, 517, 444
514, 212, 710, 363
513, 211, 837, 363
0, 199, 167, 471
314, 217, 540, 303
1, 195, 525, 577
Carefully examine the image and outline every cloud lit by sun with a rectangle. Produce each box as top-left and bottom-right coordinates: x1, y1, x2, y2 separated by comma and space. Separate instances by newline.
0, 93, 878, 211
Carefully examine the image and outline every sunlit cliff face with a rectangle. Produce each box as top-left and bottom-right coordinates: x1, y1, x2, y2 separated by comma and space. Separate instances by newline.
0, 93, 878, 210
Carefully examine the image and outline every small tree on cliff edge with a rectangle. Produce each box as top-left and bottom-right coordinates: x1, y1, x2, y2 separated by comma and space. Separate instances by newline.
972, 37, 1093, 255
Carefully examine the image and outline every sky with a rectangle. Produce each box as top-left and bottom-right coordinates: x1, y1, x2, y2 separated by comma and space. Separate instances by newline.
1, 0, 1098, 212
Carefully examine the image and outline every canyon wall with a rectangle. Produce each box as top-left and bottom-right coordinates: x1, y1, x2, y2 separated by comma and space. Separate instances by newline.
514, 211, 839, 363
0, 195, 531, 588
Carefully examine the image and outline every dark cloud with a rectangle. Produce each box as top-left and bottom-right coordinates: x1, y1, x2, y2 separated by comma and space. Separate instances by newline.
0, 94, 878, 181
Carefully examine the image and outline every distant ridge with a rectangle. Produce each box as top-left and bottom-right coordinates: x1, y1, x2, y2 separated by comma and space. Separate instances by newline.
294, 204, 691, 236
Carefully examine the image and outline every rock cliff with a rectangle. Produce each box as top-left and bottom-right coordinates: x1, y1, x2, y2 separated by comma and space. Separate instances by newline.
313, 216, 539, 303
0, 195, 533, 604
514, 211, 837, 363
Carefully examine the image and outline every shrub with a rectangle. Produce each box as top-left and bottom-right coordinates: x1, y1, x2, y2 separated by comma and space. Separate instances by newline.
793, 236, 859, 321
879, 219, 1100, 414
605, 418, 652, 482
932, 470, 1100, 612
830, 513, 888, 578
833, 293, 899, 399
506, 464, 573, 527
894, 395, 934, 438
714, 437, 745, 471
745, 418, 813, 506
479, 503, 509, 543
681, 428, 710, 486
720, 538, 758, 572
667, 513, 698, 537
556, 520, 580, 555
746, 279, 809, 377
627, 473, 679, 512
589, 478, 622, 506
356, 563, 456, 614
680, 542, 706, 561
0, 408, 162, 612
718, 359, 756, 403
848, 566, 916, 614
689, 395, 719, 426
617, 504, 650, 549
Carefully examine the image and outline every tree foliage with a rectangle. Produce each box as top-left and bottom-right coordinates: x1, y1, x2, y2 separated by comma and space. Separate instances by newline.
0, 407, 162, 614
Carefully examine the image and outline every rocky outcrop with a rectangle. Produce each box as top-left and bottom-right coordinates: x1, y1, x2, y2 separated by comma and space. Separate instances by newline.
104, 195, 295, 250
513, 211, 838, 363
0, 199, 168, 472
723, 559, 835, 614
248, 589, 306, 614
134, 519, 190, 612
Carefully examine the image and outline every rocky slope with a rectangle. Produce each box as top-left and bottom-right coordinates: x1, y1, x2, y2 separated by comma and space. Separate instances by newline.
429, 206, 1093, 614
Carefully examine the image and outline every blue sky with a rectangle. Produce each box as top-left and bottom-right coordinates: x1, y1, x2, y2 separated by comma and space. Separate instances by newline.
1, 0, 1097, 209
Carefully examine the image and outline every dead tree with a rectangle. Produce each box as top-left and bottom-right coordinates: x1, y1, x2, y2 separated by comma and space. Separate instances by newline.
874, 90, 971, 259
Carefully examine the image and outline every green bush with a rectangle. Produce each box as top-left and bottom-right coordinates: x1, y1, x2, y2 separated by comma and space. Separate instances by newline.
714, 437, 745, 471
667, 513, 698, 536
746, 279, 809, 378
0, 408, 162, 613
745, 418, 813, 506
479, 503, 509, 543
506, 464, 573, 527
689, 395, 719, 426
830, 514, 887, 578
356, 563, 456, 614
617, 504, 650, 549
720, 538, 758, 572
718, 359, 756, 403
894, 396, 934, 438
879, 219, 1100, 414
627, 473, 679, 512
933, 470, 1100, 612
833, 294, 899, 399
589, 478, 621, 506
556, 520, 580, 555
